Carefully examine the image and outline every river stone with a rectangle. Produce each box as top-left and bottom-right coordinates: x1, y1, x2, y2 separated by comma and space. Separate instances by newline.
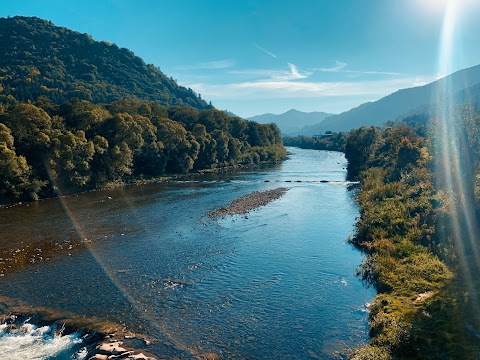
201, 353, 221, 360
129, 354, 156, 359
89, 355, 108, 360
97, 341, 127, 354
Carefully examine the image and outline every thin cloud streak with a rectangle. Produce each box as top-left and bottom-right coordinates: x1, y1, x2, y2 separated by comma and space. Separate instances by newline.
316, 60, 402, 76
230, 63, 311, 80
317, 60, 348, 72
175, 59, 234, 70
254, 43, 277, 59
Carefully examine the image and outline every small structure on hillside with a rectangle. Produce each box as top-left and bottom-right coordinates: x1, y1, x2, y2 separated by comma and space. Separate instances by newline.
313, 131, 334, 139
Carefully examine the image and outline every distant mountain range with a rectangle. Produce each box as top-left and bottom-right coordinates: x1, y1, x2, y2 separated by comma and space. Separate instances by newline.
0, 16, 210, 109
297, 64, 480, 135
247, 109, 335, 134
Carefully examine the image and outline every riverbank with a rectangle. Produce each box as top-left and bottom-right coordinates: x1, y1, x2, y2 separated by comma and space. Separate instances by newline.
208, 187, 289, 218
0, 160, 284, 209
345, 125, 479, 359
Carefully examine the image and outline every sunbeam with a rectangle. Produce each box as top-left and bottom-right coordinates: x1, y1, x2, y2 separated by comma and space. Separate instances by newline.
433, 0, 480, 316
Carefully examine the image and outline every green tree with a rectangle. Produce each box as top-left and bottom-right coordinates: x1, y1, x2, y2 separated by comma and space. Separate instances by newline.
192, 123, 217, 169
3, 103, 52, 154
48, 130, 95, 189
156, 118, 197, 173
0, 123, 44, 201
345, 126, 380, 180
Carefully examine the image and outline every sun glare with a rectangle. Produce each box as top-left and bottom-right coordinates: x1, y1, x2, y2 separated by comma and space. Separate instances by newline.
419, 0, 448, 13
418, 0, 477, 17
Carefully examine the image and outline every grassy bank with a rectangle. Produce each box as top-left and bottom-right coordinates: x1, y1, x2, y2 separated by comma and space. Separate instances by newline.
346, 124, 480, 359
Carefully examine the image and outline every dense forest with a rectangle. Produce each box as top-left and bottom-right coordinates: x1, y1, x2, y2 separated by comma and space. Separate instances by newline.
0, 16, 286, 204
282, 132, 346, 152
0, 97, 286, 204
345, 109, 480, 359
0, 16, 210, 108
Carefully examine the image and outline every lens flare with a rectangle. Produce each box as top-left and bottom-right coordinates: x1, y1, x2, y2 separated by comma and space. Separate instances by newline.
433, 0, 480, 312
44, 164, 201, 357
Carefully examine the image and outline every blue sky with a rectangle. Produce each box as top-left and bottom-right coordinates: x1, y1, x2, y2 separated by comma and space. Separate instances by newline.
2, 0, 480, 117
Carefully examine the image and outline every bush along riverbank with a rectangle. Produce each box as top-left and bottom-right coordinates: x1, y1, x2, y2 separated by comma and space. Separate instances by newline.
345, 122, 480, 359
0, 97, 287, 205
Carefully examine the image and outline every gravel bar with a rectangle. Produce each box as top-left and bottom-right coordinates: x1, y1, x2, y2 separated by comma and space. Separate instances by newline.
208, 187, 289, 218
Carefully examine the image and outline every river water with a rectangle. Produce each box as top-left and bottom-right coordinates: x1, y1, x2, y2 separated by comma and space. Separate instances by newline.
0, 148, 374, 359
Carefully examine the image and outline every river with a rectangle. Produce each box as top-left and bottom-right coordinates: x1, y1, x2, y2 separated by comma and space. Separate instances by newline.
0, 147, 374, 359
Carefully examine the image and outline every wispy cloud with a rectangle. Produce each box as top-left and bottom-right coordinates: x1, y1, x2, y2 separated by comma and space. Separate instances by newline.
288, 63, 309, 79
185, 75, 436, 100
179, 58, 434, 111
316, 60, 402, 76
254, 43, 277, 59
175, 59, 234, 70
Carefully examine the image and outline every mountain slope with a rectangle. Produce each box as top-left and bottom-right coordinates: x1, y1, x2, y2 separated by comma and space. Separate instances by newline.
248, 109, 334, 134
300, 64, 480, 134
0, 16, 209, 108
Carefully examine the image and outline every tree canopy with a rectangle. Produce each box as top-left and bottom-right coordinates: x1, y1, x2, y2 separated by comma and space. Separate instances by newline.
0, 97, 286, 203
0, 16, 210, 109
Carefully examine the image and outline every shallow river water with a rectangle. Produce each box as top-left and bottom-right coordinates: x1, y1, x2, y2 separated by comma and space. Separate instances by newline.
0, 147, 374, 359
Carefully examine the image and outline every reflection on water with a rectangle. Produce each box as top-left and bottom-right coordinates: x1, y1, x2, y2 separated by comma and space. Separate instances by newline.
0, 148, 374, 359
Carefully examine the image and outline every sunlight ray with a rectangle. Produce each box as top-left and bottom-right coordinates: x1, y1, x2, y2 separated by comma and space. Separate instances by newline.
44, 164, 200, 357
433, 0, 480, 311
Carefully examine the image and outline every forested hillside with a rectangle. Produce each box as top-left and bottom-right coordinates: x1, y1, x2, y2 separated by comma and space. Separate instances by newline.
0, 16, 287, 204
0, 16, 210, 108
0, 97, 286, 204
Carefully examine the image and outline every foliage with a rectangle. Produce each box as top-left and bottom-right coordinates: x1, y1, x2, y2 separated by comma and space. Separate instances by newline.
0, 16, 210, 109
0, 16, 287, 203
344, 126, 381, 180
346, 123, 480, 359
0, 98, 286, 204
0, 123, 45, 200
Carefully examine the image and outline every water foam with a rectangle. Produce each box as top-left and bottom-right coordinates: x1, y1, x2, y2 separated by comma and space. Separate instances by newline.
0, 321, 87, 360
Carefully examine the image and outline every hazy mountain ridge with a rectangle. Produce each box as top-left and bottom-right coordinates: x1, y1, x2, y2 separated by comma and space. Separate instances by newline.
299, 64, 480, 134
0, 16, 210, 108
248, 109, 335, 134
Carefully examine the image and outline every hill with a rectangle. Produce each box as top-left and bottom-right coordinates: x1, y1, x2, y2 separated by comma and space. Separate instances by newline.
0, 16, 210, 109
248, 109, 334, 135
0, 16, 287, 204
299, 64, 480, 134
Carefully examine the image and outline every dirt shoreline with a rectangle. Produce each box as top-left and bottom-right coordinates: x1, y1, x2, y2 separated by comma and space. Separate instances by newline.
208, 187, 289, 218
